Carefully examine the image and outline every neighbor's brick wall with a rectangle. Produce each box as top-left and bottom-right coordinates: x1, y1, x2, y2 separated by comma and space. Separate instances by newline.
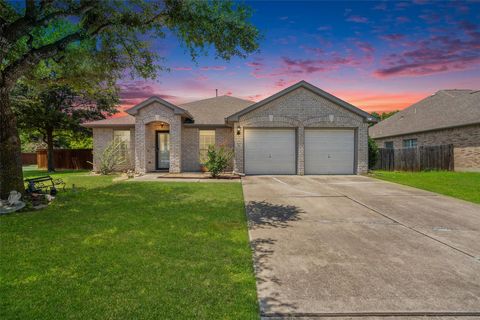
372, 124, 480, 172
234, 87, 368, 175
181, 126, 234, 172
92, 127, 135, 172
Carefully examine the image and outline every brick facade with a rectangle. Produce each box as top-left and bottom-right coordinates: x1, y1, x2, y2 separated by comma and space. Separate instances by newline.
181, 126, 234, 172
90, 86, 369, 175
92, 127, 135, 172
233, 87, 369, 174
373, 124, 480, 172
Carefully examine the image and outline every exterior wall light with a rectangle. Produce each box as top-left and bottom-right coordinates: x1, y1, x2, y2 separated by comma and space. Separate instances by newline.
236, 126, 241, 135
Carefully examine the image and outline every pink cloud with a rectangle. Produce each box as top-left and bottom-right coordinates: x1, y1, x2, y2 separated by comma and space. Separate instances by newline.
380, 34, 405, 41
396, 16, 410, 24
332, 90, 430, 112
317, 25, 332, 31
373, 2, 387, 11
274, 35, 297, 45
374, 30, 480, 77
200, 66, 227, 71
346, 15, 369, 23
173, 67, 192, 71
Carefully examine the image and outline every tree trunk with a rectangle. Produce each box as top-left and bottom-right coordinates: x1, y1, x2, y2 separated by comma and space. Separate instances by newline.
0, 86, 24, 199
46, 128, 55, 172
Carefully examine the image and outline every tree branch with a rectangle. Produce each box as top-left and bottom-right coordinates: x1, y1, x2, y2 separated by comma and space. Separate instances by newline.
3, 20, 111, 87
1, 0, 95, 44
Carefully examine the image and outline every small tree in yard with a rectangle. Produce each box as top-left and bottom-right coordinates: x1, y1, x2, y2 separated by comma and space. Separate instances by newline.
13, 82, 118, 172
205, 146, 234, 178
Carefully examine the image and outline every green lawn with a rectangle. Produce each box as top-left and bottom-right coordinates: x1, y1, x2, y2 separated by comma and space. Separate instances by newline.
1, 170, 258, 319
371, 170, 480, 204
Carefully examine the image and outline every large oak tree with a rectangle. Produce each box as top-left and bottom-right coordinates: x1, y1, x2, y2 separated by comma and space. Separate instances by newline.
0, 0, 260, 198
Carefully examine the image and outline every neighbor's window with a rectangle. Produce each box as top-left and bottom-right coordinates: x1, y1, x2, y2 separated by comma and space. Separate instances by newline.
113, 130, 130, 161
403, 139, 417, 148
384, 141, 394, 149
199, 130, 216, 163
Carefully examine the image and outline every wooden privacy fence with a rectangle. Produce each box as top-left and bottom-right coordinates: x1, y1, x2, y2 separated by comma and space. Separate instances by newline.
375, 144, 454, 171
21, 153, 37, 165
37, 149, 93, 170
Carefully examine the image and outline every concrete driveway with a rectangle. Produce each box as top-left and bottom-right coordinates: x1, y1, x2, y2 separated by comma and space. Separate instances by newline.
242, 175, 480, 319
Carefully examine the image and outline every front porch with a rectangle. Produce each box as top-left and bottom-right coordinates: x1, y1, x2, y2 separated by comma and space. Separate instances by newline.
129, 97, 188, 174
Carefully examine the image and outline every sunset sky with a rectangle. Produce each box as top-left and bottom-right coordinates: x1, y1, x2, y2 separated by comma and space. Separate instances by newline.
117, 0, 480, 115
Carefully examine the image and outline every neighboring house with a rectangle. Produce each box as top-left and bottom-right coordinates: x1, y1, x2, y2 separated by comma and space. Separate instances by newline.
83, 81, 375, 175
369, 89, 480, 172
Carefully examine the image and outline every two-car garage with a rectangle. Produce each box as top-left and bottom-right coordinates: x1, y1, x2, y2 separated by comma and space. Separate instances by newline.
244, 128, 355, 175
226, 81, 372, 175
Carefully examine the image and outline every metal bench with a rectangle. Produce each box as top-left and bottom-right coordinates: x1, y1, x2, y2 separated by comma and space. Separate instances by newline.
25, 176, 66, 195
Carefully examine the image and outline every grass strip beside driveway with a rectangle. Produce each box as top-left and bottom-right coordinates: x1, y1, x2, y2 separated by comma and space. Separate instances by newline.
371, 170, 480, 204
1, 170, 258, 320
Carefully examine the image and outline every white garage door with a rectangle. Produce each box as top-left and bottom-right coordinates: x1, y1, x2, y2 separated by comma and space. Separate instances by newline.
305, 129, 355, 174
245, 129, 296, 174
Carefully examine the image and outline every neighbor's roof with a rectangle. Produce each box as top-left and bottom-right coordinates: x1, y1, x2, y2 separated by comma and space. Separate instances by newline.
369, 89, 480, 139
180, 95, 254, 125
82, 115, 135, 128
226, 80, 376, 122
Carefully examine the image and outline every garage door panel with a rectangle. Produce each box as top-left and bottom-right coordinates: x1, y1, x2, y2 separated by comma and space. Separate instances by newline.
245, 129, 296, 175
305, 129, 354, 174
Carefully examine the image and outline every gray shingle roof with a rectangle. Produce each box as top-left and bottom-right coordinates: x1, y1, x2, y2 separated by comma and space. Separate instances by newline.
82, 115, 135, 128
180, 95, 254, 125
369, 89, 480, 139
82, 95, 254, 127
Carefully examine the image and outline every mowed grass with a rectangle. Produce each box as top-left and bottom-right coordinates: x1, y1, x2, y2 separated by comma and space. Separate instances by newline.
372, 170, 480, 204
0, 170, 258, 320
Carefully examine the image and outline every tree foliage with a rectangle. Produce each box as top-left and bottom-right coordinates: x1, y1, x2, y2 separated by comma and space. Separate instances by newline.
368, 137, 379, 170
370, 110, 399, 122
0, 0, 260, 197
205, 145, 234, 178
12, 81, 118, 171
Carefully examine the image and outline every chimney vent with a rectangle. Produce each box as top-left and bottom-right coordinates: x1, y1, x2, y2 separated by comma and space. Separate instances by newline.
215, 89, 218, 97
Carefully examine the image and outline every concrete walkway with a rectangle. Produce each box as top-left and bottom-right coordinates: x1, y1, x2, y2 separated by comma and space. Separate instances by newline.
242, 175, 480, 319
129, 172, 240, 183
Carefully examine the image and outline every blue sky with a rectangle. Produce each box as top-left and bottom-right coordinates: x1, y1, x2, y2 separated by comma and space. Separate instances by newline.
51, 1, 480, 113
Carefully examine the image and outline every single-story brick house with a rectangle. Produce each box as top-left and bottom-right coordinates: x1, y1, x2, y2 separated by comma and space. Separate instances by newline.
369, 89, 480, 172
83, 81, 375, 175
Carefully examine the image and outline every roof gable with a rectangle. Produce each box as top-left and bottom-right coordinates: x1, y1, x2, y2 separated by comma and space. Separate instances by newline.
226, 80, 375, 122
125, 96, 192, 118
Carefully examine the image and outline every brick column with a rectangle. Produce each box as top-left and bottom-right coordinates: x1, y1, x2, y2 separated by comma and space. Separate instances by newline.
297, 125, 305, 175
169, 115, 182, 173
134, 121, 146, 173
357, 124, 369, 174
233, 122, 244, 174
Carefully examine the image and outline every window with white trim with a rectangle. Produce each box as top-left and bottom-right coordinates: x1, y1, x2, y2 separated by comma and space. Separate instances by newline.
384, 141, 394, 149
403, 138, 417, 148
113, 130, 130, 162
199, 130, 215, 163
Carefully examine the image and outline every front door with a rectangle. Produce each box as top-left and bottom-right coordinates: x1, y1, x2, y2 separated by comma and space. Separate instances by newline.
156, 131, 170, 170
